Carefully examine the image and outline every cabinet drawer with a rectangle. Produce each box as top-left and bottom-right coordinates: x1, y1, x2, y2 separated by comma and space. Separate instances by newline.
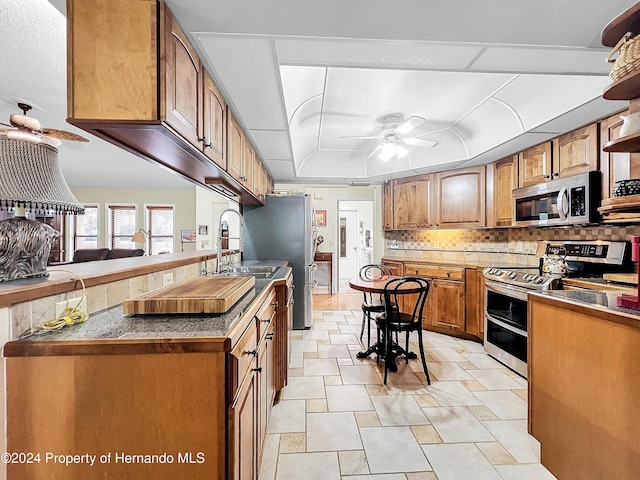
314, 252, 332, 261
404, 263, 465, 280
231, 320, 258, 382
256, 289, 277, 341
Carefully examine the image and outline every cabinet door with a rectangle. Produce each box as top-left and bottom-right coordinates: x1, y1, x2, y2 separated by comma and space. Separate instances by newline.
519, 141, 552, 187
227, 110, 244, 182
394, 175, 434, 229
431, 279, 465, 331
435, 166, 486, 228
243, 137, 255, 190
257, 325, 275, 456
164, 8, 201, 148
553, 123, 598, 179
464, 269, 484, 338
230, 373, 257, 480
382, 180, 394, 230
600, 111, 640, 198
202, 69, 226, 169
489, 156, 517, 227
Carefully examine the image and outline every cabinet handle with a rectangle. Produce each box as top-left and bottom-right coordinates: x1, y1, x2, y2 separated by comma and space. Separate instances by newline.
266, 333, 274, 340
271, 301, 279, 308
429, 223, 434, 227
446, 271, 451, 277
252, 367, 263, 373
197, 136, 212, 148
261, 318, 271, 323
433, 281, 438, 287
543, 174, 551, 179
435, 223, 440, 227
552, 172, 559, 178
245, 349, 257, 357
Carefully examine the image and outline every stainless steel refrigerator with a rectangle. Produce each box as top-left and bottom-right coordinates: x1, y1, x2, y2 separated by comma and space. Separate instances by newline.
243, 193, 316, 329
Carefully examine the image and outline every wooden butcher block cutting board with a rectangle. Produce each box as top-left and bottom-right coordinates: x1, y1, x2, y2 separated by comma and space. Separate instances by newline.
123, 276, 256, 314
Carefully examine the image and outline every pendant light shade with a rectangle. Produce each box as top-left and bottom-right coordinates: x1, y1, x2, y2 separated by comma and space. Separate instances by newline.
0, 136, 84, 281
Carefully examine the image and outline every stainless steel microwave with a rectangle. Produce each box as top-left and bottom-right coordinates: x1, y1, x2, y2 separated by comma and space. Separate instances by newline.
513, 171, 601, 227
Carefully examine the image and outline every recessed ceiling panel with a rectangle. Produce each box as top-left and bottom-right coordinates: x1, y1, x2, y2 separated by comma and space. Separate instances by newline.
471, 47, 611, 75
196, 34, 288, 130
493, 74, 610, 132
277, 37, 483, 70
298, 150, 366, 178
279, 65, 326, 123
454, 98, 524, 158
249, 129, 292, 160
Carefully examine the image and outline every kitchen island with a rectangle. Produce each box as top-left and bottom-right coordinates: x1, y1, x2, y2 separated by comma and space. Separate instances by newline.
527, 289, 640, 480
3, 264, 292, 480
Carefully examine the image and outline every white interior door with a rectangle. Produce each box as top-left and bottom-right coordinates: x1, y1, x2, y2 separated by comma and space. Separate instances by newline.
338, 209, 358, 280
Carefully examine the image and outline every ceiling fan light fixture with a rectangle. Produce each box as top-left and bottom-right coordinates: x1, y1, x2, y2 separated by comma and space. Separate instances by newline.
378, 142, 396, 162
395, 144, 408, 159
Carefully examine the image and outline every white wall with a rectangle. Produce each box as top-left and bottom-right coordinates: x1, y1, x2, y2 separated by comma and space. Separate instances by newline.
71, 187, 197, 256
195, 186, 238, 252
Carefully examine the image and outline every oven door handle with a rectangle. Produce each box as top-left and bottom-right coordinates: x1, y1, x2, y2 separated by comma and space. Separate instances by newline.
484, 280, 529, 301
485, 314, 527, 337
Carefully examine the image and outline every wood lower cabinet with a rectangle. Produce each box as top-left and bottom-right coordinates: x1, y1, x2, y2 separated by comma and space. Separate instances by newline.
5, 285, 285, 480
394, 175, 434, 229
403, 263, 466, 334
435, 166, 486, 228
487, 156, 517, 227
464, 268, 485, 339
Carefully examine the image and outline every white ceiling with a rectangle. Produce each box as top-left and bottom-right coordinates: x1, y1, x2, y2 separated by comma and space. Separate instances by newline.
1, 0, 636, 188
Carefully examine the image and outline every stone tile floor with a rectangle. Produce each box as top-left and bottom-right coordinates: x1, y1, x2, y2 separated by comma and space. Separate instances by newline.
259, 296, 557, 480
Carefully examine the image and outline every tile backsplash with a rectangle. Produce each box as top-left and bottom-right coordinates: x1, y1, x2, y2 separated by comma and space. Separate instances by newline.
384, 225, 640, 265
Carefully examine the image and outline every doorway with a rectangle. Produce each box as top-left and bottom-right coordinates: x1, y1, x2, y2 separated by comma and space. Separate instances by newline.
337, 200, 374, 290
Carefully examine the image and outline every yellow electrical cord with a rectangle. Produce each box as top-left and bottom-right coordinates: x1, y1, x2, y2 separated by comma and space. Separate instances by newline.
32, 271, 90, 336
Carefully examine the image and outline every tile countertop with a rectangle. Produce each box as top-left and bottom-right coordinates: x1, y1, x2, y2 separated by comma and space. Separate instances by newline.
382, 257, 537, 270
528, 289, 640, 328
4, 263, 291, 357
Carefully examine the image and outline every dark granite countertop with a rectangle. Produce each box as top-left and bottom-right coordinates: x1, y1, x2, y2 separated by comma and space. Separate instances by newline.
8, 263, 291, 347
529, 289, 640, 324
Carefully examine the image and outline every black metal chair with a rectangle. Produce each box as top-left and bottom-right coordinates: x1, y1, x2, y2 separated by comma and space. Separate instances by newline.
358, 264, 393, 349
375, 276, 431, 385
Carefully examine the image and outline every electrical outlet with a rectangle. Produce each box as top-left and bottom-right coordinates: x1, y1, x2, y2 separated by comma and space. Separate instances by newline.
162, 273, 174, 286
516, 241, 524, 253
55, 296, 87, 320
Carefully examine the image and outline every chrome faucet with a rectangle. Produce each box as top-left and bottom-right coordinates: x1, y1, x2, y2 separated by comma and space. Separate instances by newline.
216, 208, 244, 274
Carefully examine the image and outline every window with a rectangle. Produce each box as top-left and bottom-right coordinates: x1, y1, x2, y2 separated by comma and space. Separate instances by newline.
72, 205, 98, 251
108, 205, 136, 249
146, 205, 174, 255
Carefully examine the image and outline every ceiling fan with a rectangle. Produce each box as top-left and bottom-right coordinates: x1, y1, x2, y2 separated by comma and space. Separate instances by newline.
340, 114, 439, 161
0, 103, 89, 147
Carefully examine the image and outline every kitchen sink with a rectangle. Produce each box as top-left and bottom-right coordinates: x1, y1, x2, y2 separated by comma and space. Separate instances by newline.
214, 265, 278, 279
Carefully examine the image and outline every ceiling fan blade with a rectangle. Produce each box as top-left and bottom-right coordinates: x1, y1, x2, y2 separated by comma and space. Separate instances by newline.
39, 128, 90, 142
404, 137, 440, 148
395, 116, 425, 135
367, 145, 384, 158
339, 135, 379, 140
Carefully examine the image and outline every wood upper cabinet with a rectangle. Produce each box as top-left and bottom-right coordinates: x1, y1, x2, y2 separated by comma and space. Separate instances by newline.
435, 166, 486, 228
518, 141, 553, 187
519, 125, 598, 188
227, 109, 244, 183
164, 8, 201, 147
553, 123, 599, 179
242, 137, 255, 190
600, 110, 640, 198
383, 180, 394, 230
202, 70, 226, 169
394, 175, 434, 229
487, 155, 517, 227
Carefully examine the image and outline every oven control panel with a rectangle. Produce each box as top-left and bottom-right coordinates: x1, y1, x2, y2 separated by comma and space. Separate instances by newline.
537, 240, 628, 265
482, 268, 559, 290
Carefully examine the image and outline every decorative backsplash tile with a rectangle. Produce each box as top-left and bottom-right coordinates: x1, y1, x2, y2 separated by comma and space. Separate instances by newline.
384, 225, 640, 265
